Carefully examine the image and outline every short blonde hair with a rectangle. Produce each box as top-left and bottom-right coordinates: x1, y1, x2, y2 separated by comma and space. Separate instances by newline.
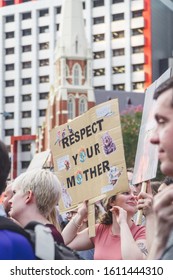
13, 169, 61, 216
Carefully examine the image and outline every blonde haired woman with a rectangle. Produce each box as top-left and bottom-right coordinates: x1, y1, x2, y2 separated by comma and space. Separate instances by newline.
9, 169, 64, 244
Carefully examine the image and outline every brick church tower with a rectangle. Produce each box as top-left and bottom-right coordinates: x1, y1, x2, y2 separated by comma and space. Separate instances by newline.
42, 0, 95, 151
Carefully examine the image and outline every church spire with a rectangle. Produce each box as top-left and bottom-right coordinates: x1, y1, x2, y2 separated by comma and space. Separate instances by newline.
55, 0, 89, 59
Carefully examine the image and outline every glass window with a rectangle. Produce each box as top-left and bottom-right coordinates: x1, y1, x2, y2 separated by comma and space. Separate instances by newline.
5, 96, 14, 103
112, 13, 124, 21
22, 45, 32, 52
22, 111, 31, 118
112, 48, 125, 56
5, 47, 14, 55
73, 64, 81, 85
112, 31, 124, 39
113, 84, 125, 90
5, 80, 14, 87
5, 31, 14, 39
39, 76, 49, 83
93, 16, 104, 25
132, 10, 143, 18
39, 92, 49, 100
22, 78, 31, 85
132, 64, 144, 71
39, 26, 49, 33
56, 6, 61, 14
93, 33, 105, 42
39, 59, 49, 67
79, 97, 87, 115
22, 61, 32, 69
93, 0, 104, 8
39, 9, 49, 17
22, 94, 32, 102
39, 109, 46, 117
21, 128, 31, 135
132, 28, 144, 36
5, 64, 14, 71
5, 112, 14, 120
112, 0, 124, 3
21, 161, 30, 169
5, 0, 14, 6
94, 86, 105, 90
132, 82, 144, 90
132, 46, 144, 53
5, 129, 14, 136
93, 51, 105, 59
21, 143, 31, 152
82, 2, 86, 9
22, 12, 31, 20
93, 68, 105, 76
22, 29, 32, 36
5, 15, 14, 23
112, 66, 125, 74
39, 42, 49, 50
68, 96, 75, 120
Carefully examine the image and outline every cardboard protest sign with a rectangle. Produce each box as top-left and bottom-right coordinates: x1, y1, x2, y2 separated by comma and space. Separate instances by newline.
132, 68, 172, 185
27, 150, 51, 171
50, 99, 128, 213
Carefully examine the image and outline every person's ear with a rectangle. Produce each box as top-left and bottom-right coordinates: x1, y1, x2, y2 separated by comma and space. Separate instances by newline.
25, 190, 33, 204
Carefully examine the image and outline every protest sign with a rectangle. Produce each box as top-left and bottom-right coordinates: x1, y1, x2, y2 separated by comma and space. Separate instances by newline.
27, 150, 51, 171
132, 67, 172, 185
50, 99, 128, 213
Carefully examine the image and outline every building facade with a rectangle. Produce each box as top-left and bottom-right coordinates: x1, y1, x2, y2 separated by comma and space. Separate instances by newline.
0, 0, 172, 176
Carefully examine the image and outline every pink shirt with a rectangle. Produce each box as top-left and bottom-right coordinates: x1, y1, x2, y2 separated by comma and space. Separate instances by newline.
91, 223, 145, 260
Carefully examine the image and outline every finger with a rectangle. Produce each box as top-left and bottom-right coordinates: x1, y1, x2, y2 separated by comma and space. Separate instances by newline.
154, 187, 173, 210
138, 192, 152, 200
146, 180, 153, 195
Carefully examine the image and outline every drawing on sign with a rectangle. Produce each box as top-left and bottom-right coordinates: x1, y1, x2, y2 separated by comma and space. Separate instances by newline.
102, 132, 116, 155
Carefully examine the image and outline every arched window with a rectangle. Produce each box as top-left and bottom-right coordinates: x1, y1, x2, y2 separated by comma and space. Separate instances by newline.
66, 65, 69, 77
79, 96, 87, 115
84, 65, 87, 81
73, 64, 81, 85
68, 96, 75, 120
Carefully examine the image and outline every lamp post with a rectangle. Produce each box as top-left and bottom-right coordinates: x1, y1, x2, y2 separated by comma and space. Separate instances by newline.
0, 111, 12, 118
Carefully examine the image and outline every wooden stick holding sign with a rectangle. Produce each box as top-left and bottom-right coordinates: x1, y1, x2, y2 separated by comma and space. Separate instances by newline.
135, 181, 147, 225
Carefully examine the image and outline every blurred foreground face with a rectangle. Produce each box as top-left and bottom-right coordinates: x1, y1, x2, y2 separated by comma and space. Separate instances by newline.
150, 88, 173, 177
158, 183, 168, 193
2, 183, 13, 215
127, 171, 141, 196
66, 211, 77, 222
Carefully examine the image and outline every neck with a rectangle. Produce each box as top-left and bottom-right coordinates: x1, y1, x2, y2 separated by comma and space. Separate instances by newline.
15, 211, 49, 228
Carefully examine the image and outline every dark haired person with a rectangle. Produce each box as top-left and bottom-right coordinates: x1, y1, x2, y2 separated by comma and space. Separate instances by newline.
149, 76, 173, 259
0, 140, 35, 259
62, 191, 147, 260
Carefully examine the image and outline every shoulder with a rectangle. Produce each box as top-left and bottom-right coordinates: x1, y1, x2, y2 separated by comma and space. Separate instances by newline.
0, 230, 35, 260
91, 223, 109, 242
45, 224, 64, 244
131, 223, 146, 240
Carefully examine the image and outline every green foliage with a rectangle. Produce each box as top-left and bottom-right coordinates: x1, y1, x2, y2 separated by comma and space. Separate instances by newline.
120, 105, 164, 181
120, 106, 142, 168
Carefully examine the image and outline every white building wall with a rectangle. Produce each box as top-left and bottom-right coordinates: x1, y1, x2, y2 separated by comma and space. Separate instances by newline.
0, 0, 146, 173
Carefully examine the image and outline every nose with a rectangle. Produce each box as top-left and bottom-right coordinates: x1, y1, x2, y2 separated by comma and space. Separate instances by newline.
129, 191, 136, 200
150, 130, 159, 145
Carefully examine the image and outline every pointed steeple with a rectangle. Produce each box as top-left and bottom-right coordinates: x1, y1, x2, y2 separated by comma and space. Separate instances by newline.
55, 0, 90, 59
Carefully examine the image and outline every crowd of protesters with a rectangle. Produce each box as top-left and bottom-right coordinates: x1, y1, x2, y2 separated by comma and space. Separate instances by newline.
1, 76, 173, 260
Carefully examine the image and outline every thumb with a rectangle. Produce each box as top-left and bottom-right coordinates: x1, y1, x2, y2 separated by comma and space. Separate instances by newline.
146, 180, 152, 195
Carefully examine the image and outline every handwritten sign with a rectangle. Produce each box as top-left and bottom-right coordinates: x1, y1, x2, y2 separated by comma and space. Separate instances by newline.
50, 99, 128, 212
